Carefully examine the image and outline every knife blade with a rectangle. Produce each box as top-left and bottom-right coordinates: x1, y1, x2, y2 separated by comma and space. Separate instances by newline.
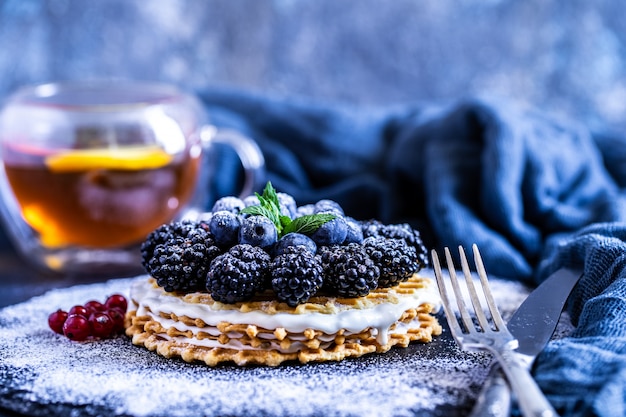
469, 267, 582, 417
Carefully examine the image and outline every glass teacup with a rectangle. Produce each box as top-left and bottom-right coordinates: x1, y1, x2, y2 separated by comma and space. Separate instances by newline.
0, 81, 264, 275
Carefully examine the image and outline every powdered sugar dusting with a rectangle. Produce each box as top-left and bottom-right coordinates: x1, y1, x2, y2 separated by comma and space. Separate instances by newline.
0, 272, 568, 417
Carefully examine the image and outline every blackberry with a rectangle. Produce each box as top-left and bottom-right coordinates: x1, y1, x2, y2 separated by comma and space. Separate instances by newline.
206, 244, 271, 303
363, 237, 419, 288
140, 221, 202, 267
361, 220, 429, 268
319, 243, 379, 298
211, 196, 245, 214
273, 232, 317, 256
239, 215, 278, 250
141, 220, 221, 292
271, 246, 323, 306
310, 215, 348, 246
209, 210, 241, 249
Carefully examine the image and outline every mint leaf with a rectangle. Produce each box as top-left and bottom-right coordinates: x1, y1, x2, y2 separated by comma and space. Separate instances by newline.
279, 215, 292, 230
240, 204, 277, 221
262, 182, 280, 209
283, 213, 336, 236
241, 182, 288, 234
240, 181, 337, 238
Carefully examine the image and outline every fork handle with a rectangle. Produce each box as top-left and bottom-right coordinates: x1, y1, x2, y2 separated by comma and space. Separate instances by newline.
495, 348, 558, 417
468, 364, 511, 417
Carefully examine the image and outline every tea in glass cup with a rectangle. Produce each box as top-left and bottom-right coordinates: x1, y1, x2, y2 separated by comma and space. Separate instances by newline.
0, 81, 264, 275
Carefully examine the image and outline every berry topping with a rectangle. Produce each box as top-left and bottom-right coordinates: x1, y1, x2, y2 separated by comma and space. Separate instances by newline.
295, 204, 315, 217
206, 244, 271, 304
242, 194, 260, 207
343, 217, 364, 244
361, 221, 429, 268
211, 196, 245, 214
209, 210, 242, 249
277, 192, 297, 219
271, 246, 324, 307
314, 199, 344, 216
238, 215, 278, 250
363, 237, 419, 288
310, 215, 348, 246
240, 182, 337, 239
140, 181, 431, 306
319, 244, 380, 298
273, 232, 317, 256
141, 220, 221, 292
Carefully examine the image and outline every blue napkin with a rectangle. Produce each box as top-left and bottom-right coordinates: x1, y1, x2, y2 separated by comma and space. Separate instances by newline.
533, 224, 626, 417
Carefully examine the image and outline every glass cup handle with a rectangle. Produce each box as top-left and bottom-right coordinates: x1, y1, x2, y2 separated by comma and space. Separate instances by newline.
200, 125, 266, 198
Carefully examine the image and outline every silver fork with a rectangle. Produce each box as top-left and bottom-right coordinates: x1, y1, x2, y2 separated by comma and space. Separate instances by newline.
432, 244, 557, 417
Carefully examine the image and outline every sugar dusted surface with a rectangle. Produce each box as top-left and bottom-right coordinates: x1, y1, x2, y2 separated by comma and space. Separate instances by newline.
0, 272, 571, 417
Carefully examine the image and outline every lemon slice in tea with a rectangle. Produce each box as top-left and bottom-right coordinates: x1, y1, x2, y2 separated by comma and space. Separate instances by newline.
45, 145, 174, 172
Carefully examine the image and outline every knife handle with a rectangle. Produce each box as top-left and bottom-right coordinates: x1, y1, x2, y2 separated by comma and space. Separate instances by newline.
469, 364, 511, 417
497, 348, 558, 417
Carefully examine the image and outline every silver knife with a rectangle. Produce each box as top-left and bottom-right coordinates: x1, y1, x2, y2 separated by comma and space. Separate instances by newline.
469, 267, 582, 417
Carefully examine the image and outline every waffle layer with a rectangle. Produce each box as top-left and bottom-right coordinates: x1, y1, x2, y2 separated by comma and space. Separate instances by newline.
126, 274, 442, 366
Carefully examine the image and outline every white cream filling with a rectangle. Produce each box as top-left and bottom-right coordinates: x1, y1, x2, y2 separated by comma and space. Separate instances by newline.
130, 277, 441, 349
151, 317, 428, 354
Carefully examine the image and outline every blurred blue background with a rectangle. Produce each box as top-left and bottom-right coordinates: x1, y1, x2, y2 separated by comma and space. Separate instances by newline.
0, 0, 625, 134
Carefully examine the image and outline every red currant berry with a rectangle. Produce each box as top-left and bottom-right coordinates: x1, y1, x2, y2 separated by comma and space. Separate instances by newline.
106, 308, 126, 333
105, 294, 128, 313
63, 314, 92, 341
68, 305, 90, 318
89, 312, 114, 339
48, 309, 68, 334
84, 300, 105, 313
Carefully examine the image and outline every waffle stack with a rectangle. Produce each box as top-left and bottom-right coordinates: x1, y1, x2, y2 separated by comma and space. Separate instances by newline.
126, 274, 442, 366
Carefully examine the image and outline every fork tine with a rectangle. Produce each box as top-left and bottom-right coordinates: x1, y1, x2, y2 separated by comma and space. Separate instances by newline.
472, 243, 506, 330
431, 249, 465, 339
443, 247, 475, 334
458, 245, 492, 332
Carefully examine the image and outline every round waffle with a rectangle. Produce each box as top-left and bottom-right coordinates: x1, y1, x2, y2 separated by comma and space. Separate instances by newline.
126, 274, 441, 366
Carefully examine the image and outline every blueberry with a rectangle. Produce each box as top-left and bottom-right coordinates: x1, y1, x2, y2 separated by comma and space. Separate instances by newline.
295, 204, 315, 217
310, 215, 348, 246
277, 192, 297, 219
314, 199, 344, 216
343, 217, 364, 244
211, 196, 245, 214
242, 195, 260, 207
198, 211, 213, 223
209, 210, 241, 249
239, 215, 278, 250
273, 233, 317, 256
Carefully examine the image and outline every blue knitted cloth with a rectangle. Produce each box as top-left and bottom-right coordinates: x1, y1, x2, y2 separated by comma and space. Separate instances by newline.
534, 224, 626, 417
1, 89, 625, 415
